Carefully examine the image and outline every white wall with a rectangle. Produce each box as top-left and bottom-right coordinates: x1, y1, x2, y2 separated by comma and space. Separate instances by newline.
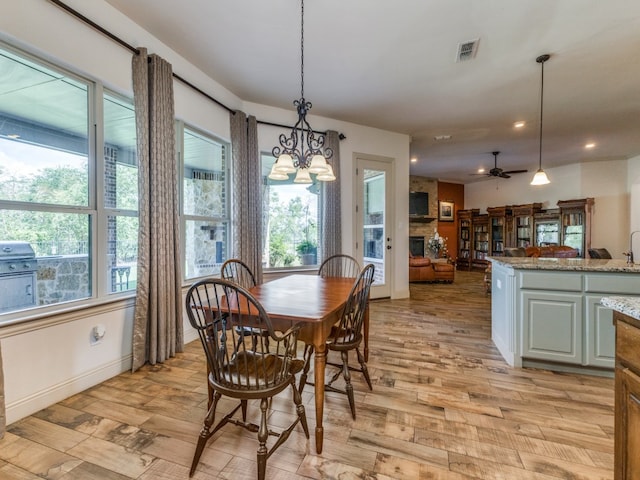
465, 159, 633, 259
0, 0, 410, 424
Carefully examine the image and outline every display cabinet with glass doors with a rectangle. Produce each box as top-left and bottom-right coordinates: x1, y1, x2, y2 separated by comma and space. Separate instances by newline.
487, 206, 512, 256
456, 209, 479, 270
534, 210, 560, 247
557, 198, 594, 257
511, 203, 543, 248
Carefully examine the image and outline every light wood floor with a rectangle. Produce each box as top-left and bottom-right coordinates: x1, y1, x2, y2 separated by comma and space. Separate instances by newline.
0, 271, 615, 479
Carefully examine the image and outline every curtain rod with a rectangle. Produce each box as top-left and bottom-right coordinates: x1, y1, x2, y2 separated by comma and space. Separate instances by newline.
46, 0, 345, 139
47, 0, 234, 114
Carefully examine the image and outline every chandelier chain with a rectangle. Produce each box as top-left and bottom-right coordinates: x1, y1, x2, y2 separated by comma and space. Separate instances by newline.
300, 0, 304, 100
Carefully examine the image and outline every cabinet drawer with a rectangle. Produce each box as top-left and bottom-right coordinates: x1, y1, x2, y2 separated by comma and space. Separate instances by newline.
585, 274, 640, 294
616, 320, 640, 371
519, 271, 582, 291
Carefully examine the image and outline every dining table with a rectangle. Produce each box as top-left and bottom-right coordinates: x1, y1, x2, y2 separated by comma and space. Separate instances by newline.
247, 273, 366, 454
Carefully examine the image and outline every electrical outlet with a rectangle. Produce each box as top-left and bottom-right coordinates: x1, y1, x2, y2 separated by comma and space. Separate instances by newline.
90, 324, 106, 345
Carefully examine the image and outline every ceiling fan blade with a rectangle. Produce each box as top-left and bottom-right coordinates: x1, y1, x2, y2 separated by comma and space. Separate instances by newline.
501, 169, 528, 174
498, 173, 511, 178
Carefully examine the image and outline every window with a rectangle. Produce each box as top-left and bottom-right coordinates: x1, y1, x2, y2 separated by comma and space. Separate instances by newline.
262, 154, 320, 269
0, 40, 230, 318
104, 93, 139, 293
0, 45, 93, 313
0, 43, 141, 318
364, 173, 385, 261
180, 126, 229, 280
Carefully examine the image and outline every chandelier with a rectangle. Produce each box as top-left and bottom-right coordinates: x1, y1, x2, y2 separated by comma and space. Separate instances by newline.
530, 53, 551, 185
268, 0, 335, 184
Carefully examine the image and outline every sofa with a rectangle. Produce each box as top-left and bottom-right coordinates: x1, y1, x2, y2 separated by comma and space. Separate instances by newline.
524, 245, 579, 258
409, 255, 455, 283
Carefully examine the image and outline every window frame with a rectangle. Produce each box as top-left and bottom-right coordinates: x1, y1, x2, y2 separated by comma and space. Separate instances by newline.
261, 152, 323, 273
177, 121, 230, 284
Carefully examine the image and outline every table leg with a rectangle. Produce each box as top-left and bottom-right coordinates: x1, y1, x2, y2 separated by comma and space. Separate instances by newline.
363, 304, 370, 362
313, 342, 327, 454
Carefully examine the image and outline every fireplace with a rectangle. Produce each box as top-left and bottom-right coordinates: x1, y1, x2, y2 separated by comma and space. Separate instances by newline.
409, 236, 425, 257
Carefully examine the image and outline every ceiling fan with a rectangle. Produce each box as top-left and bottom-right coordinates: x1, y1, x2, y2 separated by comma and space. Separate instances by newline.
473, 151, 528, 179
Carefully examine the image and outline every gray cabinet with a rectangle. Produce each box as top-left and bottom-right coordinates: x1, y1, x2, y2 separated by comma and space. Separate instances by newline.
585, 295, 615, 368
491, 263, 640, 372
521, 290, 583, 364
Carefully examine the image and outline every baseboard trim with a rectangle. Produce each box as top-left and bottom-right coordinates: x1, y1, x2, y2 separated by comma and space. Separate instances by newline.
6, 354, 132, 425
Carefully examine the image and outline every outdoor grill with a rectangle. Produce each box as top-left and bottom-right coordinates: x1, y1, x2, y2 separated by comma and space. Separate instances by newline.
0, 241, 38, 312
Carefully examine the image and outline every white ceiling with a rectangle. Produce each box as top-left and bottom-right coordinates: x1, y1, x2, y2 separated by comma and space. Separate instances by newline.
104, 0, 640, 184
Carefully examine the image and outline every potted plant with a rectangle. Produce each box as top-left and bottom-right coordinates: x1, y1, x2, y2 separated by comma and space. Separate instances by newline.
296, 239, 317, 265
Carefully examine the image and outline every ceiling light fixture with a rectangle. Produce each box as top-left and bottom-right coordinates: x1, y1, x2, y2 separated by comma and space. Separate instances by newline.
514, 121, 525, 128
585, 143, 596, 149
268, 0, 334, 184
531, 54, 551, 186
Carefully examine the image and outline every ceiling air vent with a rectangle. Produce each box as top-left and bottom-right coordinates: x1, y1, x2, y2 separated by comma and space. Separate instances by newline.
456, 39, 479, 62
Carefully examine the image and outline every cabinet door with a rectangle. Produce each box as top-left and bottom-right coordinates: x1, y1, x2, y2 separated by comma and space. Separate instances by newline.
584, 295, 615, 368
521, 291, 582, 364
615, 366, 640, 480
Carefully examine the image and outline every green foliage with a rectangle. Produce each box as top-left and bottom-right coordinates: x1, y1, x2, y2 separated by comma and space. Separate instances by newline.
296, 239, 317, 255
266, 189, 318, 267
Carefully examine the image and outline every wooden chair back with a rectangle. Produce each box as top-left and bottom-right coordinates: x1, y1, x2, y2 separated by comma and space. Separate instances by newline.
318, 254, 361, 278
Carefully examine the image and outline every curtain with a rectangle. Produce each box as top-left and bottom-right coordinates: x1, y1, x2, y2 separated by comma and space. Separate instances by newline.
321, 130, 342, 261
230, 111, 263, 283
0, 342, 5, 438
131, 48, 183, 372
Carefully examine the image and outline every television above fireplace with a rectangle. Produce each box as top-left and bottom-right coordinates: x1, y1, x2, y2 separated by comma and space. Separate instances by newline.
409, 191, 429, 217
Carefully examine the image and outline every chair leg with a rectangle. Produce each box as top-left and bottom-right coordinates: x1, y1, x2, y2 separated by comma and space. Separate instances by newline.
298, 344, 314, 394
356, 347, 373, 390
190, 391, 221, 476
241, 399, 248, 422
257, 397, 269, 480
292, 379, 309, 438
340, 350, 356, 420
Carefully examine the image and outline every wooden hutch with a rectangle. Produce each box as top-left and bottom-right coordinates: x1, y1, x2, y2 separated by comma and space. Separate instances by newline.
487, 206, 513, 257
557, 198, 594, 257
456, 199, 593, 268
456, 209, 479, 270
511, 203, 543, 248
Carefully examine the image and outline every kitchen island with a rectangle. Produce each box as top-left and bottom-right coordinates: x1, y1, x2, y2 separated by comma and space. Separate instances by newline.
490, 257, 640, 374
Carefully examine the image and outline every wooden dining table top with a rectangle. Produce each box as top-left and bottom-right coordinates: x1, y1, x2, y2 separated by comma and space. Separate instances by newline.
248, 274, 355, 323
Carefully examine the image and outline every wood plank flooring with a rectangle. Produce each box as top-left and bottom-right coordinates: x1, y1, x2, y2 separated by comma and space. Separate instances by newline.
0, 271, 614, 479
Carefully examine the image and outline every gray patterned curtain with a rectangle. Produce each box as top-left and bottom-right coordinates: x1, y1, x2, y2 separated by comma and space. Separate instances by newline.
230, 111, 263, 283
0, 343, 5, 438
321, 130, 342, 261
131, 48, 183, 372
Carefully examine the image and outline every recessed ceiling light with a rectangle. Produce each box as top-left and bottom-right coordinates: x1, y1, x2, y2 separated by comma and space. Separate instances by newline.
410, 157, 417, 163
585, 143, 596, 149
434, 135, 452, 141
478, 168, 485, 174
514, 121, 525, 128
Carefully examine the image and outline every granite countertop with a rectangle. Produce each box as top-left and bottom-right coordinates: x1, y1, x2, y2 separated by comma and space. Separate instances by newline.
489, 257, 640, 273
601, 296, 640, 320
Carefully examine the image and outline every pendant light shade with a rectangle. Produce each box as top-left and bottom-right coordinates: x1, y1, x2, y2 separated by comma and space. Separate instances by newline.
530, 169, 550, 185
531, 54, 551, 186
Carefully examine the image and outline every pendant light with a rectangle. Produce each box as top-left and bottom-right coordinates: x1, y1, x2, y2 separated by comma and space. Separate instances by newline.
530, 54, 551, 186
268, 0, 335, 183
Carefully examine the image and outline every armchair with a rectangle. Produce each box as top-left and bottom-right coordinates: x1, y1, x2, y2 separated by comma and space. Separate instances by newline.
409, 254, 454, 283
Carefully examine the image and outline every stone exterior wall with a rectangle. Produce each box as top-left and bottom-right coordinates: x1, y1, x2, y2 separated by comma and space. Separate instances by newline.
36, 256, 90, 305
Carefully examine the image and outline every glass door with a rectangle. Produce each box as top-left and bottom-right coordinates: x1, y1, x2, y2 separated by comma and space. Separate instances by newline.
355, 157, 393, 299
